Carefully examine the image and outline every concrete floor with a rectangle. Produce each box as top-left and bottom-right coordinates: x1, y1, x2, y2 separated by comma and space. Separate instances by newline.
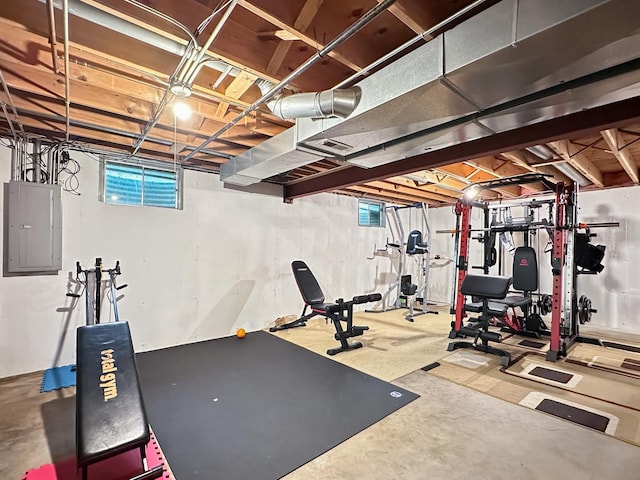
3, 314, 640, 479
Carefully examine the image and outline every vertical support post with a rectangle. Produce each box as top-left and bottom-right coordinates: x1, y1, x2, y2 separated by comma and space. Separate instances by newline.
95, 257, 103, 324
482, 204, 490, 274
33, 139, 42, 183
547, 183, 566, 361
453, 201, 471, 332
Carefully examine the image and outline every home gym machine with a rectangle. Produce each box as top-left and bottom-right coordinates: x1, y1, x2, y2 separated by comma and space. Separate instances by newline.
444, 173, 616, 363
367, 202, 438, 321
67, 258, 127, 324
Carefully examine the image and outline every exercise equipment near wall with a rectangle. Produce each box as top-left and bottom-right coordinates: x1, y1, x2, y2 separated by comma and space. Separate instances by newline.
367, 202, 441, 319
76, 321, 163, 480
442, 174, 619, 364
67, 258, 127, 325
448, 274, 513, 367
271, 260, 381, 355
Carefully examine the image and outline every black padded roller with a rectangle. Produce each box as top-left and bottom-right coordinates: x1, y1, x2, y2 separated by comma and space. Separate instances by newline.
352, 295, 370, 304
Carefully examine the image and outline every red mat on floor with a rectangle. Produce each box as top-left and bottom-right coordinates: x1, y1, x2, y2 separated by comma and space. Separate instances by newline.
22, 432, 168, 480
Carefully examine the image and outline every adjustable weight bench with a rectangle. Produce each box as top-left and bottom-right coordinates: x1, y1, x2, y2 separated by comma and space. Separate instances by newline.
76, 321, 163, 480
448, 274, 512, 367
273, 260, 381, 355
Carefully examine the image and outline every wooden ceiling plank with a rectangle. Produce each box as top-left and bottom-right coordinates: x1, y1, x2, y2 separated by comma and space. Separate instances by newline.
500, 149, 573, 185
465, 156, 546, 193
382, 177, 459, 200
365, 180, 454, 203
0, 22, 290, 133
347, 184, 441, 205
548, 140, 604, 187
376, 1, 424, 34
600, 128, 639, 183
67, 0, 285, 85
335, 188, 416, 206
216, 71, 258, 118
266, 0, 325, 75
238, 0, 363, 71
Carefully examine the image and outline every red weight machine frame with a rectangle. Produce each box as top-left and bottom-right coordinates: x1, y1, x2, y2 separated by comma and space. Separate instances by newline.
450, 182, 599, 362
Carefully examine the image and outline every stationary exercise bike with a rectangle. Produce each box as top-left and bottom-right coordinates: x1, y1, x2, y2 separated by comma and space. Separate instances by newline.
67, 258, 128, 325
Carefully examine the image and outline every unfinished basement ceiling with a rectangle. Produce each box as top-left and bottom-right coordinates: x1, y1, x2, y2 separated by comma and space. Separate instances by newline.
0, 0, 639, 206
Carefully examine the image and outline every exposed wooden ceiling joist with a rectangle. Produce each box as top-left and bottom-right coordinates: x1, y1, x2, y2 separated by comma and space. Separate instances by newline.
285, 95, 640, 200
600, 128, 639, 184
266, 0, 325, 76
547, 140, 604, 187
238, 0, 363, 72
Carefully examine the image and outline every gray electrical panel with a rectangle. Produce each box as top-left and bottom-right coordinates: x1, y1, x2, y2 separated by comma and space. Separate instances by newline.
5, 181, 62, 274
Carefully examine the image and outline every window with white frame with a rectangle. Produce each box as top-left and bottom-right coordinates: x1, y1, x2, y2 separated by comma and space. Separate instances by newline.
358, 199, 385, 227
101, 160, 182, 209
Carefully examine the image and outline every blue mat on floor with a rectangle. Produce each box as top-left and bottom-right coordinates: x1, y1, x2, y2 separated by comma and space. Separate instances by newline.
40, 364, 76, 392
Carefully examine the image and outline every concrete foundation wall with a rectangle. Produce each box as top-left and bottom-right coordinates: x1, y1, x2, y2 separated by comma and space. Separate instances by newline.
0, 146, 386, 378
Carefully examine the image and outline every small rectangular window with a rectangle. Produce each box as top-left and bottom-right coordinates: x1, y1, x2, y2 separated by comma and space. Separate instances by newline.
102, 160, 181, 209
358, 199, 385, 227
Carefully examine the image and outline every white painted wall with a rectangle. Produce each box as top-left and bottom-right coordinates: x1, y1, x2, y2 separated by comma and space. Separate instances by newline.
0, 146, 389, 378
426, 186, 640, 334
3, 139, 637, 379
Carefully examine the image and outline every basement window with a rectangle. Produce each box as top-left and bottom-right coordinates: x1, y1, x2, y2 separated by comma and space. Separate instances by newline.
358, 199, 385, 227
101, 160, 182, 209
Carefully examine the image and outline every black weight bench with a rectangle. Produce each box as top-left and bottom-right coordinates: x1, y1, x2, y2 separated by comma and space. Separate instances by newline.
272, 260, 381, 355
449, 274, 512, 367
76, 321, 163, 480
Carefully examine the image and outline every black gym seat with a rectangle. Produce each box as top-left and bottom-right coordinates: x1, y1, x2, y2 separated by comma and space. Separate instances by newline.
449, 274, 513, 367
271, 260, 380, 355
496, 246, 538, 309
76, 321, 163, 480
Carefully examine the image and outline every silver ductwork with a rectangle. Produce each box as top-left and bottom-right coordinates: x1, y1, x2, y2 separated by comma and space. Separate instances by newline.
43, 0, 240, 79
265, 89, 360, 120
257, 79, 360, 120
221, 0, 640, 186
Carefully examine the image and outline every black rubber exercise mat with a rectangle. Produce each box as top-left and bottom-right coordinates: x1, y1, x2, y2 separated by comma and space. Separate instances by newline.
136, 331, 419, 480
535, 398, 610, 432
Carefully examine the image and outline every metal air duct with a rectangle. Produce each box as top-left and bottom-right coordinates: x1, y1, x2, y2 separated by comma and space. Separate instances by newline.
221, 0, 640, 186
260, 86, 360, 120
42, 0, 240, 78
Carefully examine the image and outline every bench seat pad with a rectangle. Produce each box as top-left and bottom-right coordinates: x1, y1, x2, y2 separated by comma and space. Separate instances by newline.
464, 301, 509, 317
76, 321, 150, 466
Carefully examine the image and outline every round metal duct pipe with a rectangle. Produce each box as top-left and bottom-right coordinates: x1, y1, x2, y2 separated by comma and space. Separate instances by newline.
266, 88, 360, 119
43, 0, 237, 77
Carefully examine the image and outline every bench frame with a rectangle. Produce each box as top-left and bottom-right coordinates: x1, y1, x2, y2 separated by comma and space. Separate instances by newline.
76, 321, 163, 480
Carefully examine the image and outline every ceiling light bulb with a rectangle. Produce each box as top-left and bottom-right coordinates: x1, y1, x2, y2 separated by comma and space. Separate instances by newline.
170, 83, 192, 97
464, 185, 480, 200
174, 101, 192, 120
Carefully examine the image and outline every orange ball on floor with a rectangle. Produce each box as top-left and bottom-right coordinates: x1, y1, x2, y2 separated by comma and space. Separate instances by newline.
236, 328, 246, 338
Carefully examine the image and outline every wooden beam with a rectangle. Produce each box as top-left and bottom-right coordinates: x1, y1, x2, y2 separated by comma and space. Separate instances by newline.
0, 21, 290, 133
547, 140, 604, 187
437, 162, 521, 198
285, 95, 640, 200
500, 150, 573, 185
238, 0, 362, 72
345, 185, 442, 205
334, 188, 416, 206
377, 0, 424, 34
600, 128, 639, 183
465, 156, 546, 192
215, 71, 258, 118
383, 177, 459, 200
266, 0, 324, 76
364, 180, 456, 203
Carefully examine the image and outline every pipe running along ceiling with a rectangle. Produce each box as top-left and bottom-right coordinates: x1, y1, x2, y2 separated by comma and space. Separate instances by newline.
220, 0, 640, 187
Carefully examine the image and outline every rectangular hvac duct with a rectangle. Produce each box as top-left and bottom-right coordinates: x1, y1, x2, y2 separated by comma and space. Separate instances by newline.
221, 0, 640, 185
